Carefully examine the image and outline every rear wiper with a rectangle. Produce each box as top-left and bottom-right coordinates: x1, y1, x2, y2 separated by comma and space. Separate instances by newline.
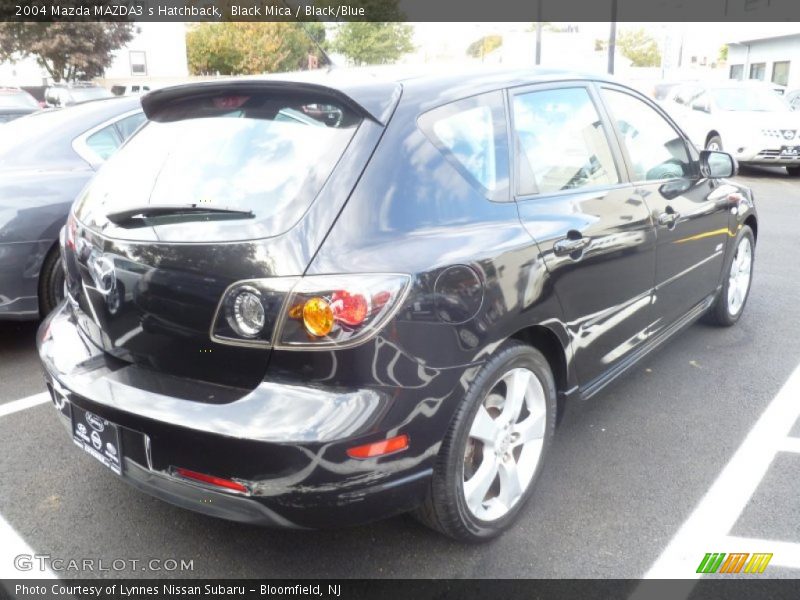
106, 205, 254, 225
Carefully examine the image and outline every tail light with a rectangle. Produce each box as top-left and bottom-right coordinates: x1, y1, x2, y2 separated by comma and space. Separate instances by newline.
64, 212, 78, 251
210, 274, 410, 349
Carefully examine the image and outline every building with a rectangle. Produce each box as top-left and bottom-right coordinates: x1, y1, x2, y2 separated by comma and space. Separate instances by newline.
727, 32, 800, 89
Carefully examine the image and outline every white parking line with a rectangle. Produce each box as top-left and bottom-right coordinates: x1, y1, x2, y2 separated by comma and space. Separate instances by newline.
0, 392, 49, 419
723, 537, 800, 570
643, 361, 800, 579
0, 514, 55, 579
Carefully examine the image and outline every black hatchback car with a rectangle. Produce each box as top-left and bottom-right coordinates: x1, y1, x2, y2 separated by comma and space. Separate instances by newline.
38, 68, 757, 541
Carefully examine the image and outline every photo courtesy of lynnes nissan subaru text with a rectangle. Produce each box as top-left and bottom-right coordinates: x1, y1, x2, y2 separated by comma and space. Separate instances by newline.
37, 67, 757, 541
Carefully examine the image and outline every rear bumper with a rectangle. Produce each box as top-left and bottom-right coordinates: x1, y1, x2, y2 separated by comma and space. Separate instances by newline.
38, 304, 438, 528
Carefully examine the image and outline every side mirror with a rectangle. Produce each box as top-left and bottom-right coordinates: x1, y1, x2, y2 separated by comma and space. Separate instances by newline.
700, 150, 737, 179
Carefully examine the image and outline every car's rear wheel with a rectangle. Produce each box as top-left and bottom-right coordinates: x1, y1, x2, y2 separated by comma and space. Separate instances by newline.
786, 166, 800, 177
414, 341, 556, 541
706, 135, 723, 152
39, 248, 65, 316
705, 225, 754, 326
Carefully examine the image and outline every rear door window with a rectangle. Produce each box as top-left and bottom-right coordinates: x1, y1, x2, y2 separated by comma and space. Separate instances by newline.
512, 86, 619, 196
85, 124, 122, 161
74, 91, 363, 242
418, 91, 509, 201
114, 112, 146, 140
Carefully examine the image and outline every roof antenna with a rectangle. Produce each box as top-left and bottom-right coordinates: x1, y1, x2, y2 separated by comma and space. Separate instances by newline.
279, 0, 337, 70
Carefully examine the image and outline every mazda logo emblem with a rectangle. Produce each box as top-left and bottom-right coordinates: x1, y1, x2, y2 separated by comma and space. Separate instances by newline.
88, 254, 116, 295
782, 130, 796, 140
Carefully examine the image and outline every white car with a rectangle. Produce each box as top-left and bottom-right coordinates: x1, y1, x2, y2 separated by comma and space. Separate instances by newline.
664, 80, 800, 175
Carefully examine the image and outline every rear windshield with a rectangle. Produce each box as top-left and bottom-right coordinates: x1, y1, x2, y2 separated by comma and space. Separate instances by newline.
0, 91, 38, 109
74, 91, 362, 242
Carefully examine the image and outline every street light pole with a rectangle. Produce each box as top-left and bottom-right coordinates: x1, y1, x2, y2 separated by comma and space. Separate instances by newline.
608, 0, 617, 75
535, 0, 542, 65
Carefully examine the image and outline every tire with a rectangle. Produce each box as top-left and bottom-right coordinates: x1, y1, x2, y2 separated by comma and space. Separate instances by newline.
39, 248, 65, 316
705, 225, 754, 327
786, 166, 800, 177
414, 341, 557, 541
706, 135, 723, 152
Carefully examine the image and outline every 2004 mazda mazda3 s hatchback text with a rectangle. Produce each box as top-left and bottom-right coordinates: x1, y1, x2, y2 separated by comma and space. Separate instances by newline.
38, 68, 757, 541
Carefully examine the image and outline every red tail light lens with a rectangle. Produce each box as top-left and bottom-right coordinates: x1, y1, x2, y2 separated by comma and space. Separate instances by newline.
64, 213, 78, 251
174, 467, 248, 493
330, 290, 369, 326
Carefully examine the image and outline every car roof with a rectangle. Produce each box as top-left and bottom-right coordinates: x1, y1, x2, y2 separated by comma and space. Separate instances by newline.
143, 66, 626, 125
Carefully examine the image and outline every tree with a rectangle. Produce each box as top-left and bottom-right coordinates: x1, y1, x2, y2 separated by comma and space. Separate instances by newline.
186, 23, 325, 75
0, 22, 135, 82
466, 35, 502, 59
329, 23, 414, 66
616, 28, 661, 68
718, 44, 729, 63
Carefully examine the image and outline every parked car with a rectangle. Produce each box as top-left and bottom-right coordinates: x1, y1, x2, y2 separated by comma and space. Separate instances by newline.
0, 96, 145, 319
44, 83, 113, 108
38, 69, 757, 541
0, 87, 41, 123
110, 83, 152, 96
664, 80, 800, 174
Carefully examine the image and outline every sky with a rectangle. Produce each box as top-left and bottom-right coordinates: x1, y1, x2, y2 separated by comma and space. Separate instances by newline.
408, 22, 800, 66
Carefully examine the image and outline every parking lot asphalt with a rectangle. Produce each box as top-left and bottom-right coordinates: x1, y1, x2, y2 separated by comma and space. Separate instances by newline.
0, 166, 798, 579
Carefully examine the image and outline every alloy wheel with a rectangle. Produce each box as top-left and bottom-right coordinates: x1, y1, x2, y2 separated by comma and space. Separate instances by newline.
727, 235, 752, 316
462, 367, 546, 522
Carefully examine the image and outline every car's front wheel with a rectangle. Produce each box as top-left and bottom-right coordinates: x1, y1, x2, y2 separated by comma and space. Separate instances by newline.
705, 225, 754, 326
414, 341, 556, 541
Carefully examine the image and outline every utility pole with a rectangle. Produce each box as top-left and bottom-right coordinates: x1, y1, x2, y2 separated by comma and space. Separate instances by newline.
535, 0, 542, 65
608, 0, 617, 75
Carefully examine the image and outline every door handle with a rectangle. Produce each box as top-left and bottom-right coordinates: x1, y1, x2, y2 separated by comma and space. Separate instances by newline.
553, 236, 590, 257
657, 209, 680, 227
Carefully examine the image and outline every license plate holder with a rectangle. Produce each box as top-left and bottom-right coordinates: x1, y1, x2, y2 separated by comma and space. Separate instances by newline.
71, 403, 123, 475
779, 145, 800, 157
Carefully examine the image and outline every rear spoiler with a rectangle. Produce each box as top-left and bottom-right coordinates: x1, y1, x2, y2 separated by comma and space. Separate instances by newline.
141, 78, 401, 126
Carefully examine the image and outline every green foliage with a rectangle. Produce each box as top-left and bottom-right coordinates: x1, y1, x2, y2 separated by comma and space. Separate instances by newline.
466, 35, 503, 59
617, 28, 662, 68
329, 22, 414, 66
186, 22, 324, 75
718, 44, 729, 62
0, 22, 135, 82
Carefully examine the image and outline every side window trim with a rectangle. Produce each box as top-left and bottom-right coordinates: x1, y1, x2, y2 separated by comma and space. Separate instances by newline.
595, 82, 699, 184
507, 80, 630, 202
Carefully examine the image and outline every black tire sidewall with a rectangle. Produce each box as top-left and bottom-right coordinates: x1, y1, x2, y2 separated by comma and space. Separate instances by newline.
39, 250, 65, 316
441, 343, 557, 540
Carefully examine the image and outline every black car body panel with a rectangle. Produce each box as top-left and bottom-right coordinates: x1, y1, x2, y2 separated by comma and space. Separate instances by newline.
38, 68, 757, 529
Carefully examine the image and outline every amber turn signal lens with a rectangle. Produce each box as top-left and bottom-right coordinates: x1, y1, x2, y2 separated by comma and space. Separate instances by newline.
302, 297, 335, 337
346, 434, 409, 459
